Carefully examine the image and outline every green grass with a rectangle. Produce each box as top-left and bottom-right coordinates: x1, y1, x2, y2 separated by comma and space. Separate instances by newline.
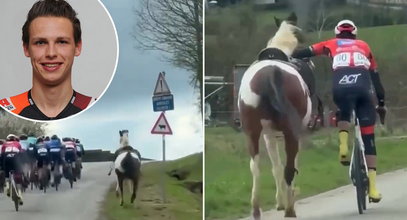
102, 153, 202, 220
205, 127, 407, 220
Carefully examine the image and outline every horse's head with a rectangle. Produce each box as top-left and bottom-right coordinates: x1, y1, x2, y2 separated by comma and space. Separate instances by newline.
119, 130, 129, 137
119, 130, 130, 147
266, 12, 304, 57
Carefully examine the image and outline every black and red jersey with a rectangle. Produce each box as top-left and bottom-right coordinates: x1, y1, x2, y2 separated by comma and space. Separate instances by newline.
311, 38, 377, 71
0, 90, 95, 120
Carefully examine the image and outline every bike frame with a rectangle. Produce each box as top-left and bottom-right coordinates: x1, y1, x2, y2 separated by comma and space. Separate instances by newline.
348, 116, 369, 179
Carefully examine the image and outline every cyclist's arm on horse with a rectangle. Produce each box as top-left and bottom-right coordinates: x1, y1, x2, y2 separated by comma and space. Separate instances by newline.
292, 40, 331, 59
292, 46, 314, 59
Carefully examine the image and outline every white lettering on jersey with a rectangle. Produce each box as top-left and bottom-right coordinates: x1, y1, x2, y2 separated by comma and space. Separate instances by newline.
339, 74, 362, 85
332, 52, 351, 69
5, 146, 20, 153
50, 148, 61, 152
65, 144, 75, 149
38, 148, 47, 154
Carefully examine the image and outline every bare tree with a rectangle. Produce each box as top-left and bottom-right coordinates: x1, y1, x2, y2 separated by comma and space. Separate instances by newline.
134, 0, 203, 109
0, 111, 46, 139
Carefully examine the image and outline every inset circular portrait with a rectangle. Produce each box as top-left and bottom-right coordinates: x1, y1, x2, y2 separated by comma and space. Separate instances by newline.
0, 0, 118, 121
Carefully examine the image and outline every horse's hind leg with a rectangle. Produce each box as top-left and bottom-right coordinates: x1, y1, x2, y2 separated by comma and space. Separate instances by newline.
130, 178, 138, 203
118, 177, 124, 206
246, 129, 262, 220
115, 181, 119, 198
283, 133, 299, 217
263, 131, 286, 211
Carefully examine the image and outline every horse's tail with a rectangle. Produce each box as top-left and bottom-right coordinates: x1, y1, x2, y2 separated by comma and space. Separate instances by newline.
263, 66, 303, 137
262, 66, 285, 116
122, 152, 141, 178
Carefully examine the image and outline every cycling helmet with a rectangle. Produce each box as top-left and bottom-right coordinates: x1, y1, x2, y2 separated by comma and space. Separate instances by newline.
20, 134, 28, 140
37, 137, 44, 143
51, 134, 59, 140
334, 19, 357, 35
6, 134, 18, 141
44, 136, 50, 141
62, 137, 73, 142
75, 139, 80, 143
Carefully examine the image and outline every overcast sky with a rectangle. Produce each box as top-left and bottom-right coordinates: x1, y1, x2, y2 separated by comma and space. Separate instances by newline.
46, 0, 203, 160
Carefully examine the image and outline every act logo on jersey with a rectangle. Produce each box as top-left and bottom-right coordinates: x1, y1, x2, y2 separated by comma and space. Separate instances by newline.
339, 73, 362, 85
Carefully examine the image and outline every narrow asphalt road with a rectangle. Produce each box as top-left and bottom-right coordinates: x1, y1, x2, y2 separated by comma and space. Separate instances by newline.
239, 168, 407, 220
0, 162, 115, 220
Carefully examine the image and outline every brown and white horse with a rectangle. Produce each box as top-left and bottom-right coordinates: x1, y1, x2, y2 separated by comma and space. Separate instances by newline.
238, 13, 311, 219
113, 130, 141, 206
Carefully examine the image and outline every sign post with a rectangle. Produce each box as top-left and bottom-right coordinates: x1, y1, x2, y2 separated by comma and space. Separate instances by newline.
151, 72, 174, 203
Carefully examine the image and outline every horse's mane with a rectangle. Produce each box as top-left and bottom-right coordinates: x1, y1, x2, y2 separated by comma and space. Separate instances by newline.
266, 21, 301, 57
120, 135, 129, 147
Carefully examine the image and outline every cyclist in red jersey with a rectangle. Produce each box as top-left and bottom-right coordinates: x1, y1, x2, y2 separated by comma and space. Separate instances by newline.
1, 134, 24, 204
62, 137, 78, 181
292, 20, 386, 202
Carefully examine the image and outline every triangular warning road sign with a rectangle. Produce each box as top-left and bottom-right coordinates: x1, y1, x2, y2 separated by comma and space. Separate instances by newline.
153, 72, 171, 95
151, 112, 173, 135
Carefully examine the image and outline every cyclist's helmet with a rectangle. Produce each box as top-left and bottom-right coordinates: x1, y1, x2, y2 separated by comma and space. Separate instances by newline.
20, 134, 28, 140
6, 134, 18, 141
51, 134, 59, 140
75, 139, 80, 143
37, 137, 44, 143
62, 137, 73, 142
334, 19, 357, 36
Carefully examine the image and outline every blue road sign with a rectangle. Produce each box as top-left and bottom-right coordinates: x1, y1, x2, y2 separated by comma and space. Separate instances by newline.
153, 94, 174, 112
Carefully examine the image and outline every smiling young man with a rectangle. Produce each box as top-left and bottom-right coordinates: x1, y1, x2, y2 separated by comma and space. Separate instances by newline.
0, 0, 95, 120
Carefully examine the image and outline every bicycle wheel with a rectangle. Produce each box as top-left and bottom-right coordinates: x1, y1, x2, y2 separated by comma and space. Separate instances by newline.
54, 169, 59, 191
11, 180, 19, 212
68, 165, 74, 188
352, 141, 364, 214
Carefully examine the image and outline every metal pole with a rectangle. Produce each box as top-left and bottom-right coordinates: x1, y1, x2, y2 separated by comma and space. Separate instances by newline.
161, 133, 166, 203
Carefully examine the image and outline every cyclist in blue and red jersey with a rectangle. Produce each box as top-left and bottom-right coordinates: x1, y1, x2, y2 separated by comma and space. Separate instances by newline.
46, 135, 64, 186
74, 139, 85, 169
292, 19, 386, 203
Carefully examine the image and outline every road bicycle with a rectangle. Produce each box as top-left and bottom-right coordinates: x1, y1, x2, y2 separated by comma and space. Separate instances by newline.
349, 107, 385, 214
9, 171, 22, 212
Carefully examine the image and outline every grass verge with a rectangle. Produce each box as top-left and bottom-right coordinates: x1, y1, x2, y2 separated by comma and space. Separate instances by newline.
205, 127, 407, 220
102, 152, 202, 220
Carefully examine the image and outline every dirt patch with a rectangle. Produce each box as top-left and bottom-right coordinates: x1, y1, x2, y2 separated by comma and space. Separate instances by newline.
168, 169, 190, 180
183, 181, 203, 194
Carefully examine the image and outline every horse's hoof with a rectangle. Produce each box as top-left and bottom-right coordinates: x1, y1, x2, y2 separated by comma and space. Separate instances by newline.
276, 205, 285, 211
284, 209, 296, 218
120, 202, 124, 206
252, 209, 261, 220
